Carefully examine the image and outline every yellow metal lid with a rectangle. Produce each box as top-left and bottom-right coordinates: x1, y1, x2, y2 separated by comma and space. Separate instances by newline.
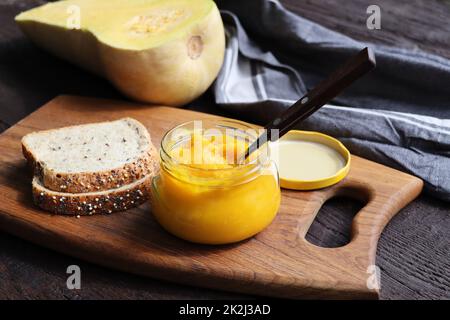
271, 130, 351, 190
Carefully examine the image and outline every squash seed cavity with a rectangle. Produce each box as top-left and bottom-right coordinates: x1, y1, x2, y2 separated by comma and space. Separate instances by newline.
126, 9, 187, 36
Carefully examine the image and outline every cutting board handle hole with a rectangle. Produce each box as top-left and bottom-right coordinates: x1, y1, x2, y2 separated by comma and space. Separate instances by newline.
305, 195, 367, 248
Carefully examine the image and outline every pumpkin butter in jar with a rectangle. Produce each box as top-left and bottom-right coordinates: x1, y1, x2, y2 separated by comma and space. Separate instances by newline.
151, 119, 281, 244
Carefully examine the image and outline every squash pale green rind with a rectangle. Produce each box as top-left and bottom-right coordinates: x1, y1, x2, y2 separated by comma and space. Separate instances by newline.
15, 0, 225, 106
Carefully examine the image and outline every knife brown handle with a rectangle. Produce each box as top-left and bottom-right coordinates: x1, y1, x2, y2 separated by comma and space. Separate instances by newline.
267, 47, 376, 139
243, 47, 376, 161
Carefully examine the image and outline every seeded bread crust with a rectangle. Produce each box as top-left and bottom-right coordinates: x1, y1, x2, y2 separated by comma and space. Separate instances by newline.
22, 118, 158, 193
32, 175, 152, 216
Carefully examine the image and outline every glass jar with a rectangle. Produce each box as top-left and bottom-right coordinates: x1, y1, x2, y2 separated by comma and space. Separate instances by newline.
151, 119, 280, 245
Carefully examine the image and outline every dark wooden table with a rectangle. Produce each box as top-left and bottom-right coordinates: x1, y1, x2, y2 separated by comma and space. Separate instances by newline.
1, 0, 449, 300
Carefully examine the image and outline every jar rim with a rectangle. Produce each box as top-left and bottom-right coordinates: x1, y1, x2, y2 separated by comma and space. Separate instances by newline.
160, 118, 267, 174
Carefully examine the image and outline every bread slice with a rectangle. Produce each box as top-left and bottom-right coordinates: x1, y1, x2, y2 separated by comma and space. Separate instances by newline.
22, 118, 158, 193
32, 175, 151, 216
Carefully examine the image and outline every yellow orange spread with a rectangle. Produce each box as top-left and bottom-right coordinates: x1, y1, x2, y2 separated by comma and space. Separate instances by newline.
151, 132, 281, 244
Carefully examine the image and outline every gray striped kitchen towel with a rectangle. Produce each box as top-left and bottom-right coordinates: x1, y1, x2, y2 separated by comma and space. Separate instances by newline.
214, 0, 450, 201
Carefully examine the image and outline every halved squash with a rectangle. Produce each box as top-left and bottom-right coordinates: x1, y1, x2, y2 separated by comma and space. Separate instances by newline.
16, 0, 225, 106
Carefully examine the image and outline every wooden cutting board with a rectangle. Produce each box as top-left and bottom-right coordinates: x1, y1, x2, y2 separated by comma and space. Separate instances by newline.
0, 95, 423, 299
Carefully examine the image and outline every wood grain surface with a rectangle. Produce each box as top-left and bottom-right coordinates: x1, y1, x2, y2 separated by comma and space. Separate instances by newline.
0, 95, 423, 299
0, 0, 449, 300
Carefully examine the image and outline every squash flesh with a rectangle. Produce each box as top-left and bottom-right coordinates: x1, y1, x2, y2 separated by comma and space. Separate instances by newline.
15, 0, 225, 106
